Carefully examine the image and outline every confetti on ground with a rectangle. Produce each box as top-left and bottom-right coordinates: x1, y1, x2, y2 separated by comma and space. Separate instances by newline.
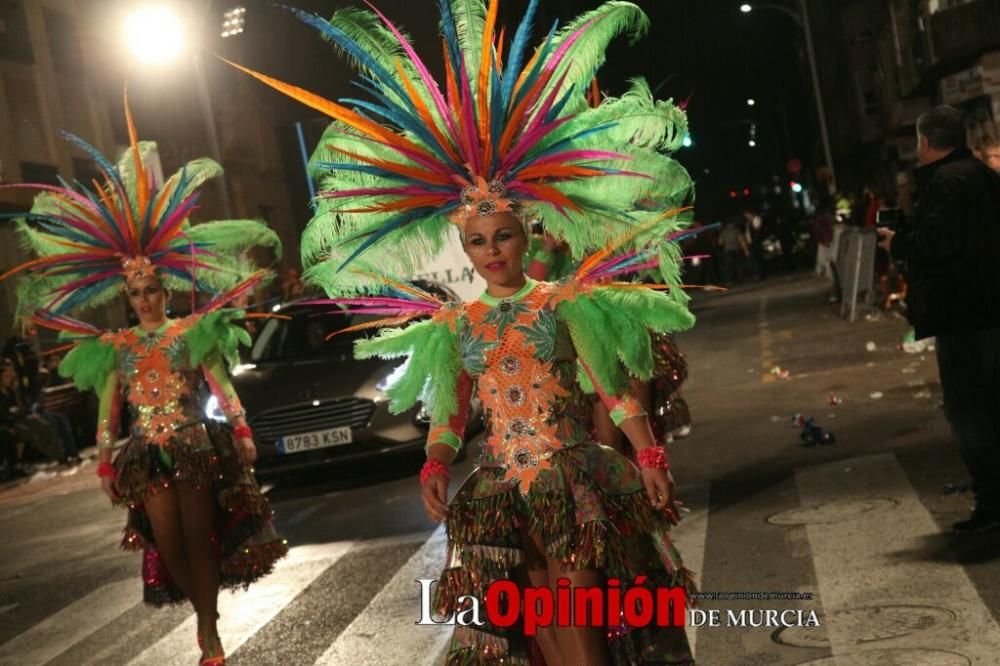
770, 365, 790, 380
866, 341, 877, 352
870, 391, 884, 400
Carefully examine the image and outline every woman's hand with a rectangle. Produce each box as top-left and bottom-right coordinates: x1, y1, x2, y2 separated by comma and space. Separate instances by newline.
421, 473, 450, 523
641, 466, 678, 518
235, 437, 257, 467
100, 475, 120, 503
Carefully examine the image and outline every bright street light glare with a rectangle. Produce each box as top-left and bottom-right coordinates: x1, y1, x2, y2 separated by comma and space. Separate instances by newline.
747, 98, 756, 106
125, 6, 185, 64
740, 4, 753, 13
682, 135, 693, 148
748, 140, 757, 147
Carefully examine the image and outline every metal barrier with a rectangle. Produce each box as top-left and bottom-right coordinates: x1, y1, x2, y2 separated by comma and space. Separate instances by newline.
835, 228, 878, 322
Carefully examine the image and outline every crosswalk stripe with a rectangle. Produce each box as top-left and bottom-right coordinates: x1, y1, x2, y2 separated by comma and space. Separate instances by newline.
670, 483, 710, 660
313, 526, 450, 666
128, 540, 355, 666
795, 453, 1000, 662
0, 578, 140, 665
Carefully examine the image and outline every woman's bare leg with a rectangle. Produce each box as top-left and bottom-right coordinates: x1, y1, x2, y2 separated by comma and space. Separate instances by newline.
518, 525, 562, 666
144, 487, 195, 602
547, 564, 610, 666
177, 483, 221, 640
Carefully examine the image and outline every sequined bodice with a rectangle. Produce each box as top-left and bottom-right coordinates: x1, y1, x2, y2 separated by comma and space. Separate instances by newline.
105, 318, 203, 447
460, 282, 592, 488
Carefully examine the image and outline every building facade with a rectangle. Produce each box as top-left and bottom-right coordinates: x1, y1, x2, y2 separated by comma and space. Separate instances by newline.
0, 0, 300, 333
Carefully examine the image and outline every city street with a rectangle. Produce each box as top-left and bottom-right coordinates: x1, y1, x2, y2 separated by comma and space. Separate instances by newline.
2, 274, 998, 666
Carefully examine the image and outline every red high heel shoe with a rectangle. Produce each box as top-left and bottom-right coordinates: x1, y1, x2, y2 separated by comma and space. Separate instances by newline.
197, 632, 226, 666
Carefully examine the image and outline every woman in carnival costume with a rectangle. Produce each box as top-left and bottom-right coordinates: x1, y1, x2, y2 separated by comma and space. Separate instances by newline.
229, 1, 696, 662
0, 101, 288, 666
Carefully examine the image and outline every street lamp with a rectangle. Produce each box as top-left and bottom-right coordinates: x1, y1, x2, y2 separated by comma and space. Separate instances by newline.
740, 1, 836, 190
747, 98, 756, 106
682, 135, 693, 148
123, 4, 233, 218
748, 140, 757, 148
124, 6, 185, 64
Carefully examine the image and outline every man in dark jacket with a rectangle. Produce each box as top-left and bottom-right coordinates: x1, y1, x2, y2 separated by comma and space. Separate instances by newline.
879, 105, 1000, 532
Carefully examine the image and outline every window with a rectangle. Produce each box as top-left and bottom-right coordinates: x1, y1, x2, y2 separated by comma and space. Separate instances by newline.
0, 2, 34, 64
43, 8, 82, 72
20, 162, 60, 186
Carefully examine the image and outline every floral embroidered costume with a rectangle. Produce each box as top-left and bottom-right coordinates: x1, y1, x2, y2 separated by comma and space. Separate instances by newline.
356, 275, 697, 663
228, 0, 697, 662
1, 100, 287, 605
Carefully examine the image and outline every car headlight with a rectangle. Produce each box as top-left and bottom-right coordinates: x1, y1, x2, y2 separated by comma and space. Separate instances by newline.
375, 360, 409, 396
203, 395, 228, 423
231, 363, 256, 377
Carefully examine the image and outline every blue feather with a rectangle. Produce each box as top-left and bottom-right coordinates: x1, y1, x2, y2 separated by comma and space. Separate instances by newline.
336, 210, 429, 271
52, 280, 115, 315
489, 64, 504, 175
510, 20, 558, 112
280, 6, 409, 105
436, 0, 463, 82
349, 80, 464, 172
55, 129, 123, 191
544, 83, 576, 124
313, 162, 417, 182
510, 122, 616, 172
499, 0, 539, 111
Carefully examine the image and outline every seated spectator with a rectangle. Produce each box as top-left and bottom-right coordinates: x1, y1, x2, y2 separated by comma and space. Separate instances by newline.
0, 359, 72, 465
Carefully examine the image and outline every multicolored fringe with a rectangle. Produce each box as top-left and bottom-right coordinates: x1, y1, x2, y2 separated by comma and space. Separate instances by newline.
435, 443, 695, 664
112, 421, 287, 607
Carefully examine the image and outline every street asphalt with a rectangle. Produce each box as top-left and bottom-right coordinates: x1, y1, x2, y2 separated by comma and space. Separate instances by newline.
1, 272, 997, 665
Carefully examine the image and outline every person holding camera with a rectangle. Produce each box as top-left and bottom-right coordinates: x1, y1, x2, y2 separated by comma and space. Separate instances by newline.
878, 105, 1000, 532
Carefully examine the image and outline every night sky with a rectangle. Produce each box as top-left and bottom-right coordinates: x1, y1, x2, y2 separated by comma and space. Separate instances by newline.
219, 0, 815, 219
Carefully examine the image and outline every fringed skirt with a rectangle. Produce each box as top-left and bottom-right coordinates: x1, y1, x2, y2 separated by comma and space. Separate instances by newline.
436, 443, 696, 665
112, 421, 287, 606
650, 334, 692, 440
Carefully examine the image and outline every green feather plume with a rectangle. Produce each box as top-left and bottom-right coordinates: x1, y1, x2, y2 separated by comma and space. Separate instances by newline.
185, 310, 252, 369
354, 318, 463, 424
59, 337, 116, 392
557, 286, 694, 393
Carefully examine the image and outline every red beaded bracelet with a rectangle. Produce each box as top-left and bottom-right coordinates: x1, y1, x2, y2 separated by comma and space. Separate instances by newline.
636, 445, 669, 470
233, 424, 253, 440
420, 459, 449, 485
96, 462, 116, 479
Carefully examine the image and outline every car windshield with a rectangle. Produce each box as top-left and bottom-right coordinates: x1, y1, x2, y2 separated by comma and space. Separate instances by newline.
250, 305, 381, 363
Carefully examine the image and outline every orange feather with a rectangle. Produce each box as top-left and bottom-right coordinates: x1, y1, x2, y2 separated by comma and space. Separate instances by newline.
395, 60, 461, 165
477, 0, 500, 163
329, 146, 454, 187
222, 58, 439, 169
516, 164, 605, 181
122, 88, 146, 250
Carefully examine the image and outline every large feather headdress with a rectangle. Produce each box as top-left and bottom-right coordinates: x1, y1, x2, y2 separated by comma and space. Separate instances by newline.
0, 94, 281, 316
228, 0, 693, 295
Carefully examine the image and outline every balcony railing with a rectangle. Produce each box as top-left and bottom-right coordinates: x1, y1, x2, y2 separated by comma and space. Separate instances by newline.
931, 0, 1000, 64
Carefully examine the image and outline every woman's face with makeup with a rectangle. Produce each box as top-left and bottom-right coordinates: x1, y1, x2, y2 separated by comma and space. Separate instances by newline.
462, 212, 527, 287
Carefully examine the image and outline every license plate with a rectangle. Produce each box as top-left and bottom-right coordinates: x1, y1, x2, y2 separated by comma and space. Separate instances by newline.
277, 427, 353, 454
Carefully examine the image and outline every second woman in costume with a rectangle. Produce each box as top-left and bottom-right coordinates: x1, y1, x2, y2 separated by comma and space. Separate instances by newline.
3, 108, 287, 666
